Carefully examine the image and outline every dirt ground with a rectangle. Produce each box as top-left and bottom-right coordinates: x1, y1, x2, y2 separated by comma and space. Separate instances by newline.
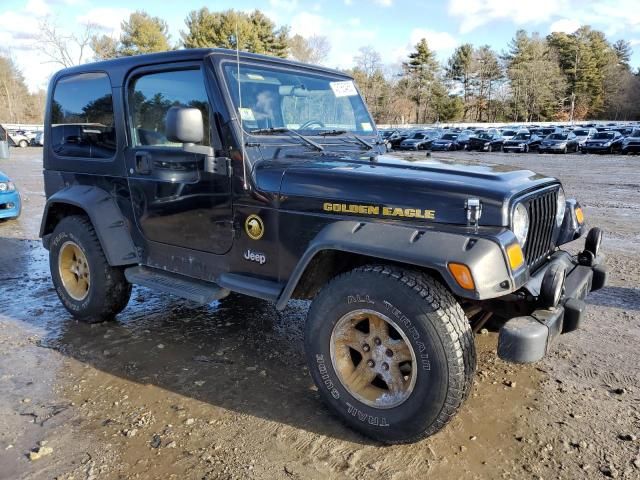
0, 147, 638, 480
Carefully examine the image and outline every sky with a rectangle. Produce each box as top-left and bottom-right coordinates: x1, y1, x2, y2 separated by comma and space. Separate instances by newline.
2, 0, 640, 92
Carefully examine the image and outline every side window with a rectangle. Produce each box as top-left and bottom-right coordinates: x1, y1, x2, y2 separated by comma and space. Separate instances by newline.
128, 69, 210, 147
50, 72, 116, 159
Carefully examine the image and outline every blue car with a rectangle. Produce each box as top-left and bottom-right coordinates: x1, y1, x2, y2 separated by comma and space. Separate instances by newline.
0, 171, 21, 220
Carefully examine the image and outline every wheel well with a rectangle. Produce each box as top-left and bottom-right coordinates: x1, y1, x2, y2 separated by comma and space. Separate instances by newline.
291, 249, 447, 300
42, 202, 88, 236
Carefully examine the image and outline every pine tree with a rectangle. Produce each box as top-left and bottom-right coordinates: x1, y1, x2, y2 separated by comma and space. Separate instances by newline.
119, 11, 172, 56
403, 39, 441, 123
181, 8, 288, 58
446, 44, 474, 118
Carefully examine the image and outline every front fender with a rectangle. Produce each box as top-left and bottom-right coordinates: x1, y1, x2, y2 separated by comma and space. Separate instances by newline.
40, 185, 140, 266
275, 220, 525, 310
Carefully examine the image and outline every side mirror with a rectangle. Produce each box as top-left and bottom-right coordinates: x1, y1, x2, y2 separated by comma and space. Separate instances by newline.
165, 106, 204, 144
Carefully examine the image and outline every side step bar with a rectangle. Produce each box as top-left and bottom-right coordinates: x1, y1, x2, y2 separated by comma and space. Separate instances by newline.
125, 266, 230, 305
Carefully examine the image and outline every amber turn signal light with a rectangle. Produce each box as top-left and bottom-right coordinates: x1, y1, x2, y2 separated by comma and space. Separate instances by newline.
506, 243, 525, 270
448, 263, 475, 290
575, 207, 584, 224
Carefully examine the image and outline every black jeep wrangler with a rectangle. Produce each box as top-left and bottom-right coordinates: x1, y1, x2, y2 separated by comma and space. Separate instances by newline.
40, 49, 606, 444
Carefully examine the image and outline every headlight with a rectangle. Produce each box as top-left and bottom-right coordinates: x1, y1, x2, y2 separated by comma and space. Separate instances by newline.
518, 143, 525, 147
603, 141, 612, 146
0, 182, 14, 192
512, 203, 530, 247
556, 188, 566, 226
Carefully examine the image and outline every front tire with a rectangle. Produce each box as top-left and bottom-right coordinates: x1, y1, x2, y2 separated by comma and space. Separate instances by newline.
50, 215, 132, 323
305, 265, 476, 444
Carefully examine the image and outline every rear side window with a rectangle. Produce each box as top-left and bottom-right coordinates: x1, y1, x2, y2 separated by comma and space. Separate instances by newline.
128, 69, 210, 147
50, 72, 116, 159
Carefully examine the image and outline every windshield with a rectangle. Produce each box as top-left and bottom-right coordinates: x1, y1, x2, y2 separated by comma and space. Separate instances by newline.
440, 134, 458, 140
548, 133, 567, 140
630, 129, 640, 137
593, 132, 615, 139
513, 133, 531, 140
502, 130, 516, 136
411, 132, 426, 139
477, 133, 493, 140
574, 130, 589, 136
223, 63, 373, 135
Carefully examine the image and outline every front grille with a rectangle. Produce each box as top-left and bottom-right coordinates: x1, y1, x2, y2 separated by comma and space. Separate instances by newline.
523, 189, 558, 270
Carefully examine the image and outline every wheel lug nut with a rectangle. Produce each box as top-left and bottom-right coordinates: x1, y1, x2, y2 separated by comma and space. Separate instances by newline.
367, 360, 375, 368
386, 349, 393, 357
362, 344, 370, 352
382, 362, 389, 371
374, 337, 381, 346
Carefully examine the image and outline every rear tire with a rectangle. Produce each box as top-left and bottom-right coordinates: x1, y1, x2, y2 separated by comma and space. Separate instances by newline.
18, 140, 28, 148
50, 215, 131, 323
305, 265, 476, 444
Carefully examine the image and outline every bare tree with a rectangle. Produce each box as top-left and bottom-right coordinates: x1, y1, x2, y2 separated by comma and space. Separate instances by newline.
0, 52, 45, 123
289, 34, 330, 65
38, 18, 97, 67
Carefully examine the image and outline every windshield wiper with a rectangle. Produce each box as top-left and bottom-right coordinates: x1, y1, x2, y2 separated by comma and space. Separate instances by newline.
249, 127, 324, 152
317, 129, 348, 136
316, 129, 374, 150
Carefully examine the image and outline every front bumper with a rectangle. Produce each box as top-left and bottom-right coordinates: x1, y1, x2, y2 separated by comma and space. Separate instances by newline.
622, 144, 640, 153
583, 145, 611, 153
503, 145, 526, 152
539, 144, 566, 152
0, 191, 21, 219
497, 228, 606, 363
430, 144, 452, 151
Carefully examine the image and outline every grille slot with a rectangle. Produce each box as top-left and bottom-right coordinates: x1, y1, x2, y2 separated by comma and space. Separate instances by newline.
523, 189, 557, 270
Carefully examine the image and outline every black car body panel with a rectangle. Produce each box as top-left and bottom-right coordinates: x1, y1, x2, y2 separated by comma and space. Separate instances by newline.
503, 134, 541, 152
39, 48, 598, 318
466, 133, 503, 151
622, 130, 640, 153
582, 131, 624, 153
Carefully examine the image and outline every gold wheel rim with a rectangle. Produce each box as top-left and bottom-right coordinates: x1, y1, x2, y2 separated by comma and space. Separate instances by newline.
330, 309, 417, 409
58, 241, 90, 301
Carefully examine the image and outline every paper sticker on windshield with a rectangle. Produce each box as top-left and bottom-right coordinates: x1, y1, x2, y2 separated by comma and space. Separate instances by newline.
239, 108, 256, 121
361, 122, 373, 131
247, 73, 264, 80
330, 81, 358, 97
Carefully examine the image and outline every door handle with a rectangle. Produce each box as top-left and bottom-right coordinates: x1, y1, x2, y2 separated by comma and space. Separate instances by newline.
135, 151, 152, 174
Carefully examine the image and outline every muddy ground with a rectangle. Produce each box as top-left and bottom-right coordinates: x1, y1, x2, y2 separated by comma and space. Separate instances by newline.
0, 147, 638, 480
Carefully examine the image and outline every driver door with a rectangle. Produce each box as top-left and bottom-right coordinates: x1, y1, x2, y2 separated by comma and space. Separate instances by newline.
124, 64, 233, 255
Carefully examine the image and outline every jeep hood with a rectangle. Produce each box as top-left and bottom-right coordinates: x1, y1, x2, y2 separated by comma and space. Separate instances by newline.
259, 153, 558, 227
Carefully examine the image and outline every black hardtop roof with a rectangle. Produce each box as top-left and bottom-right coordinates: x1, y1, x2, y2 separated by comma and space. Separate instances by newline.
51, 48, 351, 86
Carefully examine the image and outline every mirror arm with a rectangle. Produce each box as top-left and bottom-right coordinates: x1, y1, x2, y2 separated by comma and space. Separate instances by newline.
183, 143, 231, 177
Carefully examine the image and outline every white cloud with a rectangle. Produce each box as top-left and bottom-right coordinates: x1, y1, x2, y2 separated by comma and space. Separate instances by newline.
290, 12, 331, 37
25, 0, 51, 17
409, 29, 457, 52
448, 0, 566, 33
76, 7, 130, 34
548, 19, 580, 34
448, 0, 640, 39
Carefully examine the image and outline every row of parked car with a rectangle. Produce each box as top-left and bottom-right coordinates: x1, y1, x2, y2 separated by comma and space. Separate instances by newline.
380, 123, 640, 155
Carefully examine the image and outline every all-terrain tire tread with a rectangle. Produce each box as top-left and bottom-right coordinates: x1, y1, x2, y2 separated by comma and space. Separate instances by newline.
52, 215, 131, 322
311, 264, 476, 444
